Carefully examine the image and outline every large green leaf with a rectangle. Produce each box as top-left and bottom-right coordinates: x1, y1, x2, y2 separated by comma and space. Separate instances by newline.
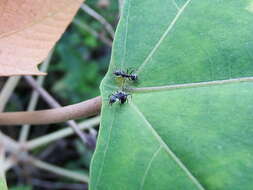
90, 0, 253, 189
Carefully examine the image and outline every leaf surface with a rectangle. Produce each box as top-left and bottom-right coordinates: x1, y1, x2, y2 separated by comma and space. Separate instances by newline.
91, 0, 253, 189
0, 0, 83, 76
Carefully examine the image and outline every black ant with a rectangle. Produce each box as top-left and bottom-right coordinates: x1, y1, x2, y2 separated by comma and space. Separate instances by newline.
113, 69, 138, 81
109, 91, 131, 105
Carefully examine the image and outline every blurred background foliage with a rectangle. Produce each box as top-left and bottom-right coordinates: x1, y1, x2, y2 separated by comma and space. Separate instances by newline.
2, 0, 120, 189
50, 0, 118, 104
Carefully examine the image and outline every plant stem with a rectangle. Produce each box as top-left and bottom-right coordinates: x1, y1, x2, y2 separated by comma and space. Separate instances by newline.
3, 157, 16, 172
0, 142, 5, 173
0, 132, 20, 152
0, 96, 102, 125
0, 76, 21, 112
24, 76, 60, 108
0, 142, 8, 189
31, 179, 87, 189
24, 76, 96, 147
81, 4, 115, 38
74, 19, 112, 46
30, 157, 89, 183
26, 116, 100, 150
19, 50, 53, 143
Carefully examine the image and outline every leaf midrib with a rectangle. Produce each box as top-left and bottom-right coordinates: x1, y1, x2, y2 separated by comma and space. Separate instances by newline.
103, 76, 253, 97
127, 76, 253, 93
139, 146, 162, 190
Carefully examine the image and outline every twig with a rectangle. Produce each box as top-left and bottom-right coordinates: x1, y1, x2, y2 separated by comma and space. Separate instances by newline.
81, 4, 115, 38
74, 19, 112, 46
0, 132, 20, 171
0, 96, 101, 125
0, 76, 21, 112
0, 132, 20, 152
5, 150, 89, 183
24, 76, 59, 108
0, 132, 21, 171
24, 76, 96, 147
26, 116, 100, 150
29, 157, 89, 183
0, 142, 8, 189
31, 179, 88, 190
0, 142, 5, 173
0, 76, 21, 171
3, 116, 100, 171
3, 157, 16, 172
19, 50, 53, 143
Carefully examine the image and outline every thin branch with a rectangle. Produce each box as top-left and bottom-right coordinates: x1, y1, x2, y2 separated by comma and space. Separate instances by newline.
5, 150, 89, 183
0, 132, 20, 171
0, 96, 102, 125
0, 76, 21, 112
127, 77, 253, 93
0, 142, 5, 172
3, 157, 16, 172
31, 179, 88, 190
29, 157, 89, 183
0, 132, 20, 152
26, 116, 100, 150
0, 142, 8, 189
24, 76, 96, 147
24, 76, 59, 108
2, 117, 100, 170
19, 50, 53, 143
0, 132, 20, 172
73, 19, 112, 46
3, 141, 89, 183
81, 4, 115, 38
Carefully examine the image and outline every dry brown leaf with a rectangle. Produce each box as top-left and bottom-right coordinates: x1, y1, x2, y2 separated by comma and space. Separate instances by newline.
0, 0, 83, 76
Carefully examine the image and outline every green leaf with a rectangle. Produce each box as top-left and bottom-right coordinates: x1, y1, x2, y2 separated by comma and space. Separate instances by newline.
90, 0, 253, 189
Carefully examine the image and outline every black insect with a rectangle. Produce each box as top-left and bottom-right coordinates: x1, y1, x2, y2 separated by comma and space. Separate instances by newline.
113, 69, 138, 81
109, 91, 131, 105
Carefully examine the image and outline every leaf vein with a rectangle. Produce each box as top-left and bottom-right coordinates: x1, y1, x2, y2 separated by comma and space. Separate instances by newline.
172, 0, 180, 10
121, 0, 131, 69
139, 146, 162, 190
136, 0, 192, 73
130, 103, 205, 190
94, 109, 116, 190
